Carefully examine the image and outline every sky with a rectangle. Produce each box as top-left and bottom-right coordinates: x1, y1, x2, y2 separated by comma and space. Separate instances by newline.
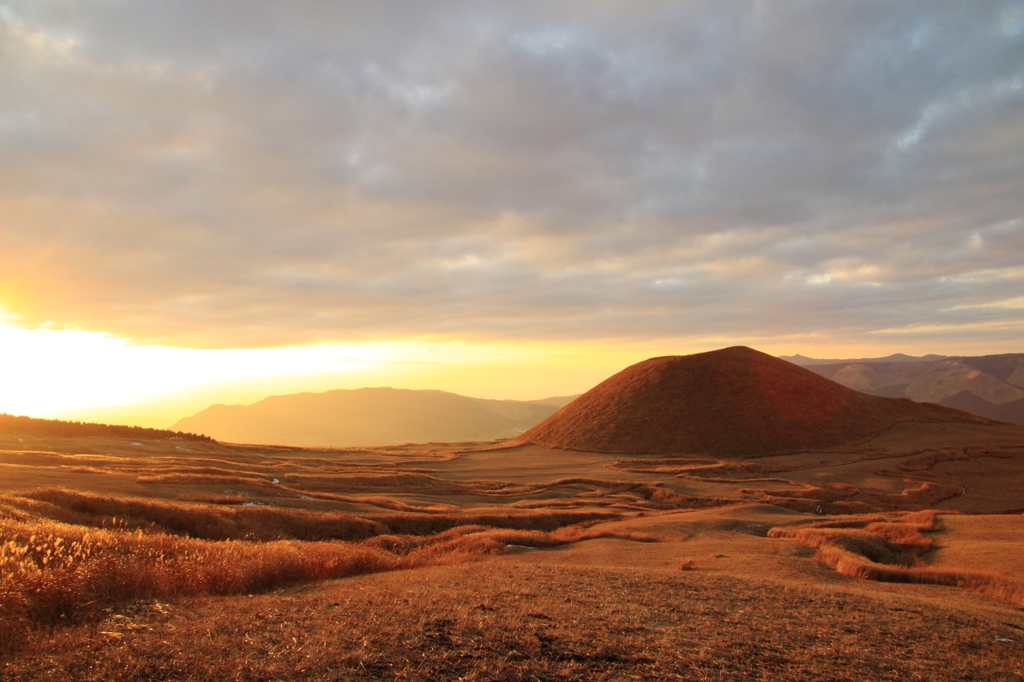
1, 1, 1023, 424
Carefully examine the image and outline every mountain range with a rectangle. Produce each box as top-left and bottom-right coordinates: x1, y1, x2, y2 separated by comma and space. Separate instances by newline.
779, 353, 948, 365
170, 351, 1024, 447
787, 353, 1024, 425
170, 388, 577, 447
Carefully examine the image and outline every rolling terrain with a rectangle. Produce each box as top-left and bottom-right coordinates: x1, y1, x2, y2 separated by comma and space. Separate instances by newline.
2, 347, 1023, 679
171, 388, 576, 447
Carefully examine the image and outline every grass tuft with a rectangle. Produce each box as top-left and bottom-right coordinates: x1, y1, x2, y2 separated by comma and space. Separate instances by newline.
769, 510, 1024, 608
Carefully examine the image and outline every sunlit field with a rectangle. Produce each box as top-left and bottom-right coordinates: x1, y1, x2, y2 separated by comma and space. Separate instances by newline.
2, 415, 1023, 679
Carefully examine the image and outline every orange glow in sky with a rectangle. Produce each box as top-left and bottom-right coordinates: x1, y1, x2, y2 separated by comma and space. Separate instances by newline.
3, 307, 1015, 429
1, 3, 1021, 427
0, 313, 645, 423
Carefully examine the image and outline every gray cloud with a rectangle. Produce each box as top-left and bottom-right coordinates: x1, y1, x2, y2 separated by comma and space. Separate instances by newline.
0, 0, 1022, 348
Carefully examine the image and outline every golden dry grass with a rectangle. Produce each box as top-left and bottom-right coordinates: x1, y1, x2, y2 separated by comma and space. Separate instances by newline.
1, 490, 387, 541
5, 561, 1023, 681
2, 488, 634, 541
769, 510, 1024, 608
0, 502, 653, 658
2, 429, 1024, 678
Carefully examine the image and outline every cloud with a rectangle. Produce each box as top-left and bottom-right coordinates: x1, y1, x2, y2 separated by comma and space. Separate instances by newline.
0, 0, 1022, 349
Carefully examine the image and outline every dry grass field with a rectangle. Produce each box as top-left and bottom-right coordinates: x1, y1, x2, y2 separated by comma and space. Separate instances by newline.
2, 419, 1024, 679
6, 561, 1023, 681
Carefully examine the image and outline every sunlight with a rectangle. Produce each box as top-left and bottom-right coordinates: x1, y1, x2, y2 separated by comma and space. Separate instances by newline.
0, 319, 395, 416
0, 316, 580, 418
0, 311, 968, 422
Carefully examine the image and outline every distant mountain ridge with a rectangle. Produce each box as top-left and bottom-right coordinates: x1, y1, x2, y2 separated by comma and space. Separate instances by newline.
779, 353, 948, 366
784, 353, 1024, 425
171, 388, 578, 447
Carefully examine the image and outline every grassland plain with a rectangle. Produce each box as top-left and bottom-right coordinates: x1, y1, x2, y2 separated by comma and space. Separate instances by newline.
6, 561, 1024, 681
2, 422, 1024, 679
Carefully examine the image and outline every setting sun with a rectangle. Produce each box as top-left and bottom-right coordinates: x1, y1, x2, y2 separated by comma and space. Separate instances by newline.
2, 304, 1019, 426
0, 313, 666, 421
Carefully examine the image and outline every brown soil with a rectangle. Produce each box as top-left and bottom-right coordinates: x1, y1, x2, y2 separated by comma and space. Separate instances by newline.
514, 346, 989, 456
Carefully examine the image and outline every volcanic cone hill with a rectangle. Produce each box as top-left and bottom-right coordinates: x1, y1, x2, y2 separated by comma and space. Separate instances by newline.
513, 346, 991, 456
